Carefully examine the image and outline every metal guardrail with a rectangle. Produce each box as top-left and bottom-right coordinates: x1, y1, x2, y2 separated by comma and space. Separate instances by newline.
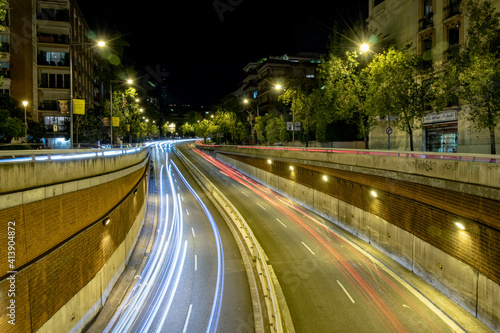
173, 146, 287, 332
196, 141, 500, 164
0, 147, 147, 163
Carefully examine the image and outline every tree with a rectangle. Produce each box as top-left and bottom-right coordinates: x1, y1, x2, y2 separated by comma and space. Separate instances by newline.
318, 51, 376, 149
454, 0, 500, 154
366, 48, 431, 151
0, 95, 27, 143
265, 115, 287, 145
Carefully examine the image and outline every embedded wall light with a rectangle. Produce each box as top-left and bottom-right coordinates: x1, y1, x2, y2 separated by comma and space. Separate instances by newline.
455, 222, 465, 230
102, 217, 111, 226
322, 175, 328, 181
370, 190, 378, 198
133, 188, 138, 195
289, 166, 294, 171
267, 159, 272, 164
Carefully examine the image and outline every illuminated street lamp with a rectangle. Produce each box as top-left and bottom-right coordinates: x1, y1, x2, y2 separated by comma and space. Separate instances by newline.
360, 43, 370, 53
22, 101, 28, 143
69, 39, 107, 148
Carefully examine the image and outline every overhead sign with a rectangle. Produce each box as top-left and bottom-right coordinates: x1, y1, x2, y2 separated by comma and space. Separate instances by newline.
73, 99, 85, 115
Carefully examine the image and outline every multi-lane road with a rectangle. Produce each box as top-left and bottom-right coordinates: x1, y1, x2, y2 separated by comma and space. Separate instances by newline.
90, 140, 491, 332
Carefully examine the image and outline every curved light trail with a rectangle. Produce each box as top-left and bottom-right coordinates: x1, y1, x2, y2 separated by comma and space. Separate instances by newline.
101, 142, 225, 333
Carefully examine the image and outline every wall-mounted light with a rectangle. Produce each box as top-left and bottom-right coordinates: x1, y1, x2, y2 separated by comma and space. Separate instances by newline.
322, 175, 328, 181
289, 166, 294, 171
455, 222, 465, 230
370, 190, 378, 198
102, 217, 111, 226
267, 159, 272, 164
133, 188, 138, 195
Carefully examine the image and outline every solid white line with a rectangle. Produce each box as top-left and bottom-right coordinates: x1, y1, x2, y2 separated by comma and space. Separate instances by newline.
194, 255, 197, 271
276, 218, 287, 228
337, 280, 355, 304
191, 227, 195, 238
256, 202, 267, 211
182, 304, 193, 333
301, 241, 315, 255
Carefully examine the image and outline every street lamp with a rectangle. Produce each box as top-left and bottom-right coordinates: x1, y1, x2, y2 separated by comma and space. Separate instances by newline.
109, 79, 134, 147
22, 101, 28, 143
360, 43, 370, 53
69, 39, 107, 148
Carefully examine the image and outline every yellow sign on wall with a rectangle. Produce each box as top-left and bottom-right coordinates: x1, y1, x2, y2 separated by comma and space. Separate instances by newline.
73, 99, 85, 115
112, 116, 120, 127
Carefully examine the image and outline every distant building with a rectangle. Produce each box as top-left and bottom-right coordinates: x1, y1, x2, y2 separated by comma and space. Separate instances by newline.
236, 53, 323, 116
367, 0, 500, 153
6, 0, 98, 148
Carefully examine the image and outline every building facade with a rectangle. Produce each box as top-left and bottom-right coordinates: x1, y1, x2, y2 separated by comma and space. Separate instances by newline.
6, 0, 96, 148
367, 0, 500, 154
236, 53, 323, 117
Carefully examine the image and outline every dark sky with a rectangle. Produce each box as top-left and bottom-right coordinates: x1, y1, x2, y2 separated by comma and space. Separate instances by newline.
79, 1, 367, 106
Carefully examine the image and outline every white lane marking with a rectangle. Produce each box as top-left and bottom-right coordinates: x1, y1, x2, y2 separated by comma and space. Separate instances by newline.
337, 280, 355, 304
186, 209, 190, 216
276, 218, 287, 228
241, 191, 249, 197
341, 236, 466, 332
256, 202, 267, 211
231, 183, 236, 187
191, 228, 195, 238
301, 241, 315, 255
194, 255, 198, 271
181, 195, 184, 201
182, 304, 193, 333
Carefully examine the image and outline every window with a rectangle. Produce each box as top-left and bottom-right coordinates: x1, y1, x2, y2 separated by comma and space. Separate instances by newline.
40, 73, 70, 89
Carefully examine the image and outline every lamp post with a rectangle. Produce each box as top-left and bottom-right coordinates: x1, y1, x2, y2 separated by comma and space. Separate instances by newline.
22, 101, 28, 143
109, 79, 133, 147
69, 39, 106, 149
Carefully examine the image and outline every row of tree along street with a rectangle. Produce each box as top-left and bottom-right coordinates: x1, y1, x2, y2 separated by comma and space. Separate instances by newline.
181, 0, 499, 154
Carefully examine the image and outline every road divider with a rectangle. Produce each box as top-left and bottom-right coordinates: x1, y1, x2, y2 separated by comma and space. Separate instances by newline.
174, 146, 294, 333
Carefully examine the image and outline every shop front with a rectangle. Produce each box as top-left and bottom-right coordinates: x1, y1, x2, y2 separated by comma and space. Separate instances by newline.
423, 110, 458, 153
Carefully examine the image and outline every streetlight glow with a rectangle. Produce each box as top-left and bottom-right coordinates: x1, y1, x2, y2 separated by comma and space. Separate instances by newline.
97, 41, 106, 47
360, 43, 370, 53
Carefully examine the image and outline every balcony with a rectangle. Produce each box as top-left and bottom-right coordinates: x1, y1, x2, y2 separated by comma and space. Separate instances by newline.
36, 9, 69, 22
444, 1, 461, 20
418, 13, 433, 31
38, 34, 70, 44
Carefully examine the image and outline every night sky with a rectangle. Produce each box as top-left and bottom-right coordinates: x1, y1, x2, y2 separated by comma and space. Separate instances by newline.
78, 1, 367, 106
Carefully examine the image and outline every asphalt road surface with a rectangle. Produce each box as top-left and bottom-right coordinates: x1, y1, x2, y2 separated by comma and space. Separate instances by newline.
176, 141, 491, 333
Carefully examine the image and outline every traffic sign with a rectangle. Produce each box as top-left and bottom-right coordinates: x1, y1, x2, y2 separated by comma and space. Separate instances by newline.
386, 126, 393, 135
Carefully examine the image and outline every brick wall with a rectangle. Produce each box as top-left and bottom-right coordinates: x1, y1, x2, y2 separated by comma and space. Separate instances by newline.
0, 165, 148, 332
224, 153, 500, 287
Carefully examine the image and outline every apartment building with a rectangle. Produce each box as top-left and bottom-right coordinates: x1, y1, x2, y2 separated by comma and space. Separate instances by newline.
7, 0, 95, 148
236, 53, 323, 116
367, 0, 500, 153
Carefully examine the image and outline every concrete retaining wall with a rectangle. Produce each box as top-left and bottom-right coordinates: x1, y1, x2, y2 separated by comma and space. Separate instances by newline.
218, 153, 500, 332
206, 146, 500, 200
